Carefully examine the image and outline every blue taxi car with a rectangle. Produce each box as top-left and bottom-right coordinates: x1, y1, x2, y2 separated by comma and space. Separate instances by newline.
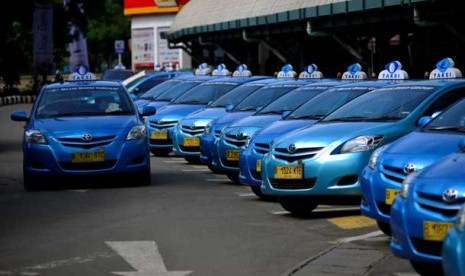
199, 64, 323, 168
361, 80, 465, 236
239, 65, 387, 198
145, 65, 262, 156
390, 146, 465, 276
172, 68, 270, 163
212, 73, 332, 183
442, 202, 465, 276
10, 65, 156, 190
260, 60, 465, 216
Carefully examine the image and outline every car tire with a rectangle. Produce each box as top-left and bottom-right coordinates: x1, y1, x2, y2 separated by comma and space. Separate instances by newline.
207, 164, 223, 174
278, 197, 317, 217
410, 261, 443, 276
250, 186, 278, 202
137, 170, 152, 186
184, 156, 201, 164
376, 220, 391, 236
226, 173, 240, 184
150, 149, 171, 157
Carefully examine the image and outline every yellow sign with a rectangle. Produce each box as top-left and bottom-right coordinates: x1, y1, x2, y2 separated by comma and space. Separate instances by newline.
423, 221, 454, 241
385, 188, 400, 205
256, 159, 261, 172
71, 150, 105, 163
151, 130, 168, 139
226, 150, 240, 161
274, 165, 302, 179
183, 137, 200, 147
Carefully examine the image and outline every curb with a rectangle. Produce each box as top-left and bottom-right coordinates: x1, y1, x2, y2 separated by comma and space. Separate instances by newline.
0, 95, 36, 107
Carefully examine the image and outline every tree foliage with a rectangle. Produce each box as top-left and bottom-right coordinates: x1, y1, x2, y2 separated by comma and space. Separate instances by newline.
0, 0, 130, 93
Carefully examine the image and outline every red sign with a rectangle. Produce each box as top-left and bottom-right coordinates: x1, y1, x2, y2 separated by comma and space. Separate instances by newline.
124, 0, 190, 15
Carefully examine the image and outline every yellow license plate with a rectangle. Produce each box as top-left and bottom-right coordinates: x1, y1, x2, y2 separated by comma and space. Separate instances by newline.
226, 150, 240, 161
256, 159, 261, 172
274, 165, 302, 179
385, 188, 400, 205
183, 137, 200, 147
71, 150, 105, 163
151, 130, 168, 140
423, 221, 454, 241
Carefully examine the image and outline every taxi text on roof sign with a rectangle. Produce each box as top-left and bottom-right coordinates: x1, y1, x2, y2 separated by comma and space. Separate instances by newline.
68, 65, 97, 81
378, 60, 409, 80
341, 63, 368, 80
429, 57, 463, 79
212, 63, 230, 76
277, 64, 297, 78
298, 64, 324, 79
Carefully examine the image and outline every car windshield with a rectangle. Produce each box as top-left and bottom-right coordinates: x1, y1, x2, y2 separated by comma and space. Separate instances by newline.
423, 97, 465, 132
322, 85, 435, 122
35, 86, 134, 118
208, 84, 264, 108
155, 81, 202, 101
232, 85, 296, 112
256, 85, 321, 115
138, 80, 183, 100
287, 87, 374, 120
101, 70, 133, 81
172, 82, 239, 105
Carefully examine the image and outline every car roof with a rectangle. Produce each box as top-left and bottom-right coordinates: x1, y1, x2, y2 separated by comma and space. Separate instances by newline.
46, 79, 123, 89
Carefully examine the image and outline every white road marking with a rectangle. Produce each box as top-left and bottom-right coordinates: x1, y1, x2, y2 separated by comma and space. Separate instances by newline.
181, 169, 210, 172
333, 230, 384, 244
270, 206, 360, 215
107, 241, 192, 276
163, 160, 186, 164
205, 178, 229, 182
236, 193, 255, 197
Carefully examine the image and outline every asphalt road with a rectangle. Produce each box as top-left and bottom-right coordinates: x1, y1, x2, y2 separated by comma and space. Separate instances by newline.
0, 104, 418, 276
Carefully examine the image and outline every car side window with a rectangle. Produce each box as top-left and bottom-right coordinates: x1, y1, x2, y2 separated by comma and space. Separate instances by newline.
423, 87, 465, 117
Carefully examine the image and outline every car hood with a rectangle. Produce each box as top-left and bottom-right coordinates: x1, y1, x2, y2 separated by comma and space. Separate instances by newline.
147, 101, 170, 110
183, 107, 226, 120
228, 114, 282, 128
252, 119, 317, 144
35, 116, 138, 134
214, 111, 254, 124
273, 121, 401, 148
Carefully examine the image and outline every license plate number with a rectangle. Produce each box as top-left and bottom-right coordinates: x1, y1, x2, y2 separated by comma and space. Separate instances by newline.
385, 188, 400, 205
71, 150, 105, 163
274, 165, 302, 179
423, 221, 454, 241
226, 150, 239, 161
183, 137, 200, 147
256, 159, 261, 172
151, 130, 168, 140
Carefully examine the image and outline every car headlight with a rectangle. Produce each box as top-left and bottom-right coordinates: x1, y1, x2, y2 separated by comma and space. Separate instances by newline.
244, 134, 255, 148
399, 171, 420, 199
204, 121, 213, 135
455, 204, 465, 232
25, 129, 48, 144
127, 125, 146, 140
368, 145, 387, 170
340, 135, 384, 154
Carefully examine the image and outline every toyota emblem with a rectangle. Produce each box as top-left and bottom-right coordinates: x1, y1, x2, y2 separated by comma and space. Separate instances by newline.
288, 144, 296, 153
82, 134, 92, 141
442, 189, 459, 202
236, 131, 244, 139
403, 163, 415, 174
191, 123, 196, 130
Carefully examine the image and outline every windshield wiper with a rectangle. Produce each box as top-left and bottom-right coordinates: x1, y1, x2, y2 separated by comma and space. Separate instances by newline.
428, 126, 465, 132
259, 110, 282, 115
236, 106, 257, 111
323, 116, 370, 122
364, 116, 401, 122
288, 114, 324, 120
178, 100, 206, 105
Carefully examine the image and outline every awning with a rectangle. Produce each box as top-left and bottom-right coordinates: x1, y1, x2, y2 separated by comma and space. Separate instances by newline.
167, 0, 430, 41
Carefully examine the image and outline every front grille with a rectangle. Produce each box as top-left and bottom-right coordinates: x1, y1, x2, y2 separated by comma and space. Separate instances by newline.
181, 125, 205, 135
150, 138, 173, 145
60, 160, 116, 170
254, 143, 269, 154
224, 133, 247, 147
180, 146, 200, 152
273, 146, 323, 163
269, 178, 316, 189
416, 191, 464, 218
381, 164, 406, 184
57, 135, 115, 149
410, 237, 442, 256
148, 120, 177, 129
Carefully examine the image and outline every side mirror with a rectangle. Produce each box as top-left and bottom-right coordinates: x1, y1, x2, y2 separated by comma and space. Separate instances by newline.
139, 106, 156, 117
11, 111, 28, 121
281, 110, 291, 119
418, 116, 432, 128
225, 104, 234, 112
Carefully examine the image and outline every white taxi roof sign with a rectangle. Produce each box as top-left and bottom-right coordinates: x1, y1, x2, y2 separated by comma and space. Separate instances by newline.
232, 64, 252, 77
212, 63, 230, 76
277, 64, 297, 78
378, 60, 409, 80
195, 63, 212, 75
341, 63, 368, 80
68, 65, 97, 81
429, 57, 462, 79
298, 64, 324, 79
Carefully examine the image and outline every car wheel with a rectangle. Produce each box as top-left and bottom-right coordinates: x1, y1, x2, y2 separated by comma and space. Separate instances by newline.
410, 261, 443, 276
137, 170, 152, 186
226, 173, 240, 184
184, 156, 201, 164
376, 220, 391, 236
250, 186, 277, 202
150, 149, 171, 157
278, 197, 317, 217
207, 164, 222, 174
